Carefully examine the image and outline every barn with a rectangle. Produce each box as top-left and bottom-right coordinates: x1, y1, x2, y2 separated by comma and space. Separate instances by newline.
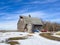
17, 15, 43, 33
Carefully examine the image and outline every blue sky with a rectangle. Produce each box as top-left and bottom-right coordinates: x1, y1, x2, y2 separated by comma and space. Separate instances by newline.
0, 0, 60, 30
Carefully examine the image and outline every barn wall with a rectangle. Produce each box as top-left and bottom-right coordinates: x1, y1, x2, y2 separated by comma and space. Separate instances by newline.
27, 24, 32, 33
17, 18, 25, 32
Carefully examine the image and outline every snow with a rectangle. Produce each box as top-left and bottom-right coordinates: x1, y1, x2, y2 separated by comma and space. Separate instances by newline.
0, 32, 60, 45
0, 32, 29, 43
52, 35, 60, 37
0, 43, 10, 45
17, 33, 60, 45
52, 32, 60, 37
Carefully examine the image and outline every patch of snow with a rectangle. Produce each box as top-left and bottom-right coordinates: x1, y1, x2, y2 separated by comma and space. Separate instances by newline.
52, 32, 60, 37
0, 32, 29, 43
0, 43, 10, 45
52, 35, 60, 38
14, 32, 60, 45
0, 32, 60, 45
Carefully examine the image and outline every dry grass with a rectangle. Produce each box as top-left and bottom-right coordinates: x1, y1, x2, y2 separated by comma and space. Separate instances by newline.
7, 41, 19, 45
40, 33, 60, 41
6, 36, 28, 45
28, 33, 34, 36
56, 33, 60, 35
8, 36, 28, 40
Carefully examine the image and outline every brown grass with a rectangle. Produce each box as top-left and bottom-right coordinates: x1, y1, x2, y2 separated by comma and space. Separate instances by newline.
7, 41, 19, 45
40, 33, 60, 41
56, 33, 60, 35
8, 36, 27, 40
6, 36, 28, 45
28, 34, 33, 36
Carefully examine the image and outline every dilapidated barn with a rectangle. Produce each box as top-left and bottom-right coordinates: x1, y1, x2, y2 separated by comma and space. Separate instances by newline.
17, 15, 43, 33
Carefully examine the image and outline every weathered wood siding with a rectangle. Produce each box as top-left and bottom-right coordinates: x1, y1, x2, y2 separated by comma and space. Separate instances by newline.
17, 19, 25, 32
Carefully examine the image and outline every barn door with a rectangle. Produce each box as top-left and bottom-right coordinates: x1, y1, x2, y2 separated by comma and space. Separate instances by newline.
27, 24, 32, 33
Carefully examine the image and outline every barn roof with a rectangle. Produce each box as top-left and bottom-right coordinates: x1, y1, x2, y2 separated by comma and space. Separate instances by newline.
21, 16, 43, 25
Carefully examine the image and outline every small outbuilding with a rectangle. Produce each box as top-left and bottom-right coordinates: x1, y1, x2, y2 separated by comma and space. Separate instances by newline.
17, 15, 43, 33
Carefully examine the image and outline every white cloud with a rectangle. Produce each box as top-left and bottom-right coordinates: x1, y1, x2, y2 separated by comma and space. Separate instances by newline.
0, 11, 48, 30
14, 0, 22, 2
0, 21, 17, 30
7, 0, 22, 3
0, 13, 19, 19
28, 0, 58, 4
0, 6, 9, 10
20, 11, 60, 23
20, 11, 48, 18
49, 18, 60, 23
0, 2, 5, 5
0, 11, 60, 30
0, 13, 19, 30
46, 0, 57, 2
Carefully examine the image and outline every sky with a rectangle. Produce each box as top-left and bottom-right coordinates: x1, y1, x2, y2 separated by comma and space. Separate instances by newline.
0, 0, 60, 30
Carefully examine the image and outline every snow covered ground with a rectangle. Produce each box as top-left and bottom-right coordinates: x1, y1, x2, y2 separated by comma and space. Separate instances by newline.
52, 32, 60, 37
0, 43, 10, 45
0, 32, 60, 45
0, 32, 28, 42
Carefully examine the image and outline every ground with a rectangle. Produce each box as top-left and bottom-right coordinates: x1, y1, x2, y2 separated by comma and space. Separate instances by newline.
40, 32, 60, 41
0, 32, 60, 45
